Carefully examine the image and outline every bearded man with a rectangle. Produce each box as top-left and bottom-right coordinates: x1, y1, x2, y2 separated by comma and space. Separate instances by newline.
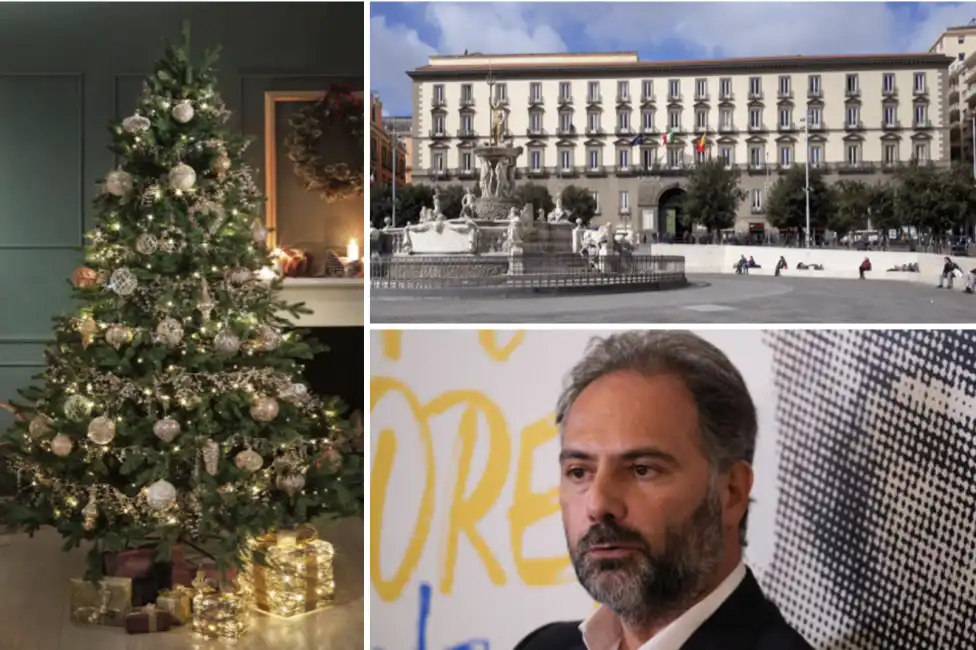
514, 331, 812, 650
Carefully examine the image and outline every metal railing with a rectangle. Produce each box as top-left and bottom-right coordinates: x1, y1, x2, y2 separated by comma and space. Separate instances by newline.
371, 253, 687, 291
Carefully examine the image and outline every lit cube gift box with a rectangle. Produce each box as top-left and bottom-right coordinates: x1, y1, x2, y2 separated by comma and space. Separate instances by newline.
190, 572, 248, 640
238, 525, 336, 618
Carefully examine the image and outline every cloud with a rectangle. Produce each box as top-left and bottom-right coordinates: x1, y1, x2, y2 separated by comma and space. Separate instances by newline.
370, 2, 975, 114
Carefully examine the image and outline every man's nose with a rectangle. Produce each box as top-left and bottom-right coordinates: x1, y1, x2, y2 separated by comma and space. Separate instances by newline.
586, 469, 626, 522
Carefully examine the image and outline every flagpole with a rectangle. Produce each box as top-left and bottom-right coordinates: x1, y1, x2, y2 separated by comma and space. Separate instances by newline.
391, 130, 398, 228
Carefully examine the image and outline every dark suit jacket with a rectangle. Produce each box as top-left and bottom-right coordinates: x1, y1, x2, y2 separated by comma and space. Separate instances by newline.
513, 569, 812, 650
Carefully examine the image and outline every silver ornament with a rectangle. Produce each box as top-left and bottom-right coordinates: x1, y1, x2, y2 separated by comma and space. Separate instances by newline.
168, 163, 197, 191
122, 114, 151, 134
234, 448, 264, 472
64, 395, 93, 422
109, 267, 138, 296
197, 278, 214, 322
135, 233, 158, 255
153, 417, 181, 443
155, 318, 184, 347
214, 329, 241, 355
29, 414, 53, 439
50, 434, 73, 457
87, 416, 116, 445
171, 100, 195, 124
254, 325, 281, 352
146, 479, 177, 510
251, 219, 268, 245
82, 488, 99, 531
214, 153, 231, 175
105, 170, 133, 197
280, 383, 309, 406
224, 268, 252, 286
250, 396, 279, 422
105, 324, 131, 350
202, 439, 220, 476
276, 472, 305, 497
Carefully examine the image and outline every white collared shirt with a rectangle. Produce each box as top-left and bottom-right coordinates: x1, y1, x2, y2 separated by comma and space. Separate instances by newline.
579, 561, 747, 650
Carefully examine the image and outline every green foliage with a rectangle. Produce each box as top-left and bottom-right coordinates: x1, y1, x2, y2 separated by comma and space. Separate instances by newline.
0, 23, 363, 582
513, 183, 555, 220
393, 184, 434, 226
436, 184, 466, 220
370, 183, 393, 229
681, 159, 746, 233
765, 165, 832, 231
828, 180, 871, 241
560, 185, 597, 225
866, 182, 898, 237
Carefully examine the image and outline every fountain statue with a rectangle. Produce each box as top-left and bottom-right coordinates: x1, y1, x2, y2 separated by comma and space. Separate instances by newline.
547, 196, 572, 223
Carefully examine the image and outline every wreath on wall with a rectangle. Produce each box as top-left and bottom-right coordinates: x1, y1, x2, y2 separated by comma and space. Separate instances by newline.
286, 84, 365, 203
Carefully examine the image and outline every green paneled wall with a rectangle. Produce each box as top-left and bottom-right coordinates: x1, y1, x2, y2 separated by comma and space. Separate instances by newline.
0, 3, 363, 491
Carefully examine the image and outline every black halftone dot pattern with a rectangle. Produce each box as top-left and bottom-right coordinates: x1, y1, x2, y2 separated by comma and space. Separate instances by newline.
761, 330, 976, 650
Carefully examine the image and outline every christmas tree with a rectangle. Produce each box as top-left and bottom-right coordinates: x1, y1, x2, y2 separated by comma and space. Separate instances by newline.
0, 24, 363, 581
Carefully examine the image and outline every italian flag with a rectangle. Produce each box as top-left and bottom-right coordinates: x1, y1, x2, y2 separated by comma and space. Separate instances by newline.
662, 131, 676, 145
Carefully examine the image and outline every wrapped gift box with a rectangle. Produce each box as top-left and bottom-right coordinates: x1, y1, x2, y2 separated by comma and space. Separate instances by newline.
125, 604, 175, 634
191, 574, 248, 640
103, 545, 179, 606
69, 577, 133, 627
239, 526, 336, 618
155, 586, 192, 625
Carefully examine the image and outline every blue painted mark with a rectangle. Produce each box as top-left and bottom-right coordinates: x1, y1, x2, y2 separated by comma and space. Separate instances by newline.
404, 581, 491, 650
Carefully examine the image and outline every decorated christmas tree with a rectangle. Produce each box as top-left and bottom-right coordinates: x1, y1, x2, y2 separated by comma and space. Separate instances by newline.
0, 25, 363, 581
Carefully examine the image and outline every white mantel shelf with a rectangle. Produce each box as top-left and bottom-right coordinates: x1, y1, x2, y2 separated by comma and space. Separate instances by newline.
278, 278, 364, 327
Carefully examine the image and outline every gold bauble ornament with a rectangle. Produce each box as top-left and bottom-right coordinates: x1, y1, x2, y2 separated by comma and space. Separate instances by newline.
50, 434, 73, 457
155, 317, 184, 347
276, 472, 305, 497
202, 439, 220, 476
72, 267, 99, 289
234, 448, 264, 472
64, 395, 93, 422
250, 396, 279, 422
214, 328, 241, 355
28, 414, 53, 439
87, 416, 117, 445
77, 315, 98, 349
105, 324, 131, 350
153, 417, 181, 443
146, 479, 177, 510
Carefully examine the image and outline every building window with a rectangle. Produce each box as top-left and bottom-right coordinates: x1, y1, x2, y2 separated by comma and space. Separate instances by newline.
530, 150, 542, 170
749, 76, 762, 97
461, 84, 473, 102
749, 107, 762, 129
461, 152, 473, 171
618, 110, 630, 130
778, 75, 791, 96
642, 109, 655, 130
694, 149, 707, 164
588, 148, 600, 170
668, 79, 680, 100
618, 148, 630, 168
433, 84, 444, 101
749, 146, 762, 168
719, 77, 732, 99
808, 106, 822, 127
914, 142, 929, 161
433, 152, 444, 170
809, 144, 823, 167
461, 114, 473, 132
779, 108, 792, 128
666, 147, 682, 167
530, 111, 542, 132
559, 149, 573, 171
642, 80, 654, 100
914, 103, 928, 126
914, 72, 926, 93
695, 78, 708, 99
588, 111, 601, 132
846, 106, 859, 127
961, 53, 966, 61
883, 105, 895, 127
560, 111, 573, 132
808, 74, 821, 96
696, 108, 708, 129
617, 80, 630, 100
846, 143, 861, 165
668, 108, 681, 130
719, 146, 733, 167
883, 143, 897, 164
882, 73, 895, 93
559, 82, 571, 101
619, 190, 630, 211
591, 191, 600, 214
751, 188, 763, 211
434, 115, 445, 133
529, 82, 542, 101
779, 145, 792, 166
642, 147, 657, 168
588, 81, 600, 102
845, 74, 859, 94
495, 83, 508, 101
720, 108, 733, 128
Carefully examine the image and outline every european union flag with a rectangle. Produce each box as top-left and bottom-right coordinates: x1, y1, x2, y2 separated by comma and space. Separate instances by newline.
630, 134, 645, 146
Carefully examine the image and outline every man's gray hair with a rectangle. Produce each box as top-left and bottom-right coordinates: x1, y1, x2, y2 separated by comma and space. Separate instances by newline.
555, 330, 757, 543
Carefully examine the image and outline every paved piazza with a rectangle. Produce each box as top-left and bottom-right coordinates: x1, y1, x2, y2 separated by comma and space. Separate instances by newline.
371, 274, 976, 323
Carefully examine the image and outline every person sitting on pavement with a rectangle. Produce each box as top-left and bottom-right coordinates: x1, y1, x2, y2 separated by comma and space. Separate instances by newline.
965, 266, 976, 294
747, 255, 761, 268
775, 256, 788, 277
938, 256, 962, 289
858, 256, 872, 280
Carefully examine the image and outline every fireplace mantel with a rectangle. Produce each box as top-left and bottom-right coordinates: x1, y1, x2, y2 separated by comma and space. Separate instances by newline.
278, 278, 364, 327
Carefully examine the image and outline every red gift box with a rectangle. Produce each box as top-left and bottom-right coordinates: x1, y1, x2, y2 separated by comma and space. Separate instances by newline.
103, 545, 184, 607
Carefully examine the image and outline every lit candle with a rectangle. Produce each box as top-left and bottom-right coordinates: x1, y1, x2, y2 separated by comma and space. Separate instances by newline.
346, 238, 359, 262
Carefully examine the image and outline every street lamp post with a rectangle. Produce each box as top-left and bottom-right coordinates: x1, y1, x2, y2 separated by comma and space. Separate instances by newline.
801, 116, 811, 248
390, 129, 398, 228
971, 114, 975, 181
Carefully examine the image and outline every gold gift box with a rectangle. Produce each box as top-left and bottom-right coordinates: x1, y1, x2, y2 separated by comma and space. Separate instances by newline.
69, 577, 133, 627
240, 528, 336, 619
155, 586, 192, 625
192, 587, 248, 640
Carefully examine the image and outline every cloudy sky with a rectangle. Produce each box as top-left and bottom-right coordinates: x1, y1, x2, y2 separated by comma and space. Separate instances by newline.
370, 1, 976, 115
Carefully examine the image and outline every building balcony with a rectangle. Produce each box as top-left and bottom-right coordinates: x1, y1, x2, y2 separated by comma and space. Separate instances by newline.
667, 93, 683, 103
616, 94, 632, 105
844, 121, 865, 131
718, 123, 737, 134
456, 168, 477, 180
913, 119, 933, 130
457, 128, 478, 139
750, 205, 765, 214
493, 96, 510, 106
430, 96, 447, 108
845, 88, 861, 99
586, 94, 602, 105
526, 166, 548, 178
747, 123, 767, 133
746, 163, 768, 175
615, 126, 635, 137
640, 94, 656, 106
881, 121, 901, 131
584, 165, 608, 177
719, 91, 734, 102
658, 163, 689, 176
776, 163, 795, 174
694, 124, 709, 134
428, 168, 451, 180
837, 162, 876, 174
640, 125, 659, 135
558, 95, 573, 107
694, 92, 710, 102
528, 95, 544, 107
585, 126, 606, 136
807, 88, 822, 99
748, 90, 764, 101
777, 122, 797, 133
556, 166, 579, 178
913, 86, 928, 97
526, 127, 548, 137
428, 129, 450, 139
556, 125, 578, 136
881, 86, 898, 98
459, 96, 476, 108
807, 121, 825, 131
616, 164, 639, 177
777, 89, 794, 101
